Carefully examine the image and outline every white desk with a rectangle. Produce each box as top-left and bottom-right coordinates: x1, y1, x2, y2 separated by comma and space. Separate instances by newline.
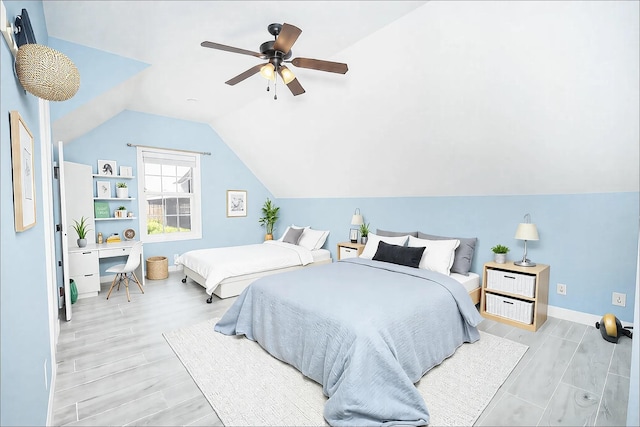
68, 241, 145, 299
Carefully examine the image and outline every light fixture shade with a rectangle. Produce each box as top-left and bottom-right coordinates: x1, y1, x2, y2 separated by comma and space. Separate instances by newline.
260, 63, 275, 81
514, 223, 539, 241
15, 43, 80, 101
351, 208, 364, 226
279, 65, 295, 84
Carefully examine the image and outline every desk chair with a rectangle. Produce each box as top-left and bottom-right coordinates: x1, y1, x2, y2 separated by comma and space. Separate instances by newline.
106, 241, 144, 302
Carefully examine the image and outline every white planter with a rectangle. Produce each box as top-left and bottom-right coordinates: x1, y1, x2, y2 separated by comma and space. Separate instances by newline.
116, 187, 129, 198
115, 209, 127, 218
494, 253, 507, 264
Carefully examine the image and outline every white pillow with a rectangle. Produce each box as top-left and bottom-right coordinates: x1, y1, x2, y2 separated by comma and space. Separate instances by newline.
278, 224, 309, 241
408, 235, 460, 275
360, 233, 409, 259
298, 228, 330, 251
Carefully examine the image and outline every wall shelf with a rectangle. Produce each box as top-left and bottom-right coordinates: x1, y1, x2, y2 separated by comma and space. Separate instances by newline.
93, 197, 136, 201
95, 217, 137, 221
92, 174, 135, 179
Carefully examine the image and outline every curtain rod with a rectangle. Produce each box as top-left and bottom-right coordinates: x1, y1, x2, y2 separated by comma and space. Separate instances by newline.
126, 143, 211, 156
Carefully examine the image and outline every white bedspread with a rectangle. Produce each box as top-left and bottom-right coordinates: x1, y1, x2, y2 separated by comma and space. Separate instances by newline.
176, 241, 315, 295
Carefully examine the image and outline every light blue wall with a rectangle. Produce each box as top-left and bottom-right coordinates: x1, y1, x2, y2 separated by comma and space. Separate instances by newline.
0, 2, 54, 426
277, 193, 639, 322
63, 110, 273, 275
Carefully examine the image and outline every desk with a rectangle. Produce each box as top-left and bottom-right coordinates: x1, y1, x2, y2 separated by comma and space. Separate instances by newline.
68, 241, 145, 299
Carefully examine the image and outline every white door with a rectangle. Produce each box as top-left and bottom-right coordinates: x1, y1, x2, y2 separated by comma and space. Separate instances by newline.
57, 142, 72, 321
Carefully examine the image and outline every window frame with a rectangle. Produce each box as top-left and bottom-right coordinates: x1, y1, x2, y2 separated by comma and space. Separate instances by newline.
136, 147, 202, 243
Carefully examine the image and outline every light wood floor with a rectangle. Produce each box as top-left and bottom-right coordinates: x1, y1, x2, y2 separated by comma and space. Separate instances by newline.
52, 271, 632, 426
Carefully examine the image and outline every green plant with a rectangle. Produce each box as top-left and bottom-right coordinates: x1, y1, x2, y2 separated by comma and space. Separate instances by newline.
258, 198, 280, 235
72, 216, 91, 239
116, 182, 127, 188
491, 244, 510, 254
117, 206, 127, 210
359, 222, 370, 237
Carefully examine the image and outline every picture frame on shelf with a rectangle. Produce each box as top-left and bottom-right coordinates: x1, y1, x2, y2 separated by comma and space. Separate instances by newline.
226, 190, 247, 217
9, 111, 36, 232
349, 229, 358, 243
119, 166, 133, 177
96, 181, 111, 198
97, 159, 117, 176
94, 201, 110, 219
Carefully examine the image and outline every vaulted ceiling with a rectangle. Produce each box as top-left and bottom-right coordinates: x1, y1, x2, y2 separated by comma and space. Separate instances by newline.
44, 1, 639, 198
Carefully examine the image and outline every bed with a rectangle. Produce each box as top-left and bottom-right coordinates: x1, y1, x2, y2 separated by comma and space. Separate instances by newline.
215, 232, 484, 426
177, 226, 332, 302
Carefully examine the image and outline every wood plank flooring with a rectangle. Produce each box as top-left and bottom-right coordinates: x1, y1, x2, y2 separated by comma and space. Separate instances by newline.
51, 271, 632, 426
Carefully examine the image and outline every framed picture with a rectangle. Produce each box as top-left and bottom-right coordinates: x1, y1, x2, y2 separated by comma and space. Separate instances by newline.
9, 111, 36, 232
350, 229, 359, 243
97, 159, 117, 176
226, 190, 247, 217
94, 201, 110, 219
96, 180, 111, 198
119, 166, 133, 177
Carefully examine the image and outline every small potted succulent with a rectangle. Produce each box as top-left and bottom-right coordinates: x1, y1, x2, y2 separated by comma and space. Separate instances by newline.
258, 198, 280, 240
359, 222, 370, 245
72, 216, 91, 247
491, 244, 509, 264
115, 205, 127, 218
116, 182, 128, 198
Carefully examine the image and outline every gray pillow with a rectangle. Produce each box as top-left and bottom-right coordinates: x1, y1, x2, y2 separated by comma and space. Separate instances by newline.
376, 229, 418, 238
282, 227, 304, 245
417, 232, 477, 276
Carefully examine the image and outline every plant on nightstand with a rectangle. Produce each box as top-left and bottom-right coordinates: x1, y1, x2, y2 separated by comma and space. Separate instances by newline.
72, 216, 91, 248
259, 198, 280, 241
359, 222, 370, 245
491, 244, 509, 264
116, 182, 129, 198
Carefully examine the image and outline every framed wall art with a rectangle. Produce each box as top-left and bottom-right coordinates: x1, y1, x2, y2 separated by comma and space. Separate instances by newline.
96, 180, 111, 198
10, 111, 36, 232
226, 190, 247, 217
97, 159, 117, 176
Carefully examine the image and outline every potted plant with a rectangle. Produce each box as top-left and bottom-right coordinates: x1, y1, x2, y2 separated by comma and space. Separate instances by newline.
116, 182, 128, 198
360, 222, 370, 245
72, 216, 91, 248
258, 198, 280, 240
115, 206, 127, 218
491, 244, 509, 264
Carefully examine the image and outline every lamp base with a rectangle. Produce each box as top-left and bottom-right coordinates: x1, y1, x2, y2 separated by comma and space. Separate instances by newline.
514, 259, 537, 267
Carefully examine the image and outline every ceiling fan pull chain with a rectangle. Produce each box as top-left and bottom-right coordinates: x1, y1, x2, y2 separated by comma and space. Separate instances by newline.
274, 73, 278, 100
266, 80, 270, 92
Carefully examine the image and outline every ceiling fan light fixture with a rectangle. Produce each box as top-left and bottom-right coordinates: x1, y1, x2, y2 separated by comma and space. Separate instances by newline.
279, 65, 295, 84
260, 63, 275, 81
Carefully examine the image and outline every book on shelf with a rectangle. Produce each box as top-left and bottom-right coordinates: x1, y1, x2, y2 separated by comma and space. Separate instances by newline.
94, 201, 110, 219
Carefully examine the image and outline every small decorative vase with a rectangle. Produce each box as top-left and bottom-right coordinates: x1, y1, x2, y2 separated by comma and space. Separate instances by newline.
116, 187, 129, 198
495, 253, 507, 264
361, 236, 368, 245
77, 238, 87, 248
115, 209, 127, 218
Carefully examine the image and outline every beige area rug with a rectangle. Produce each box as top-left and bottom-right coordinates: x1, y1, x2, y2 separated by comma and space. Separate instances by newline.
164, 319, 528, 426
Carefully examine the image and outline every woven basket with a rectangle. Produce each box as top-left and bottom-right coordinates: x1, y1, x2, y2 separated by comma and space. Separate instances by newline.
15, 44, 80, 101
146, 256, 168, 280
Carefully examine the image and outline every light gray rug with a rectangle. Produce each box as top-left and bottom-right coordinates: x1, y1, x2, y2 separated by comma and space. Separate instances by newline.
164, 318, 528, 426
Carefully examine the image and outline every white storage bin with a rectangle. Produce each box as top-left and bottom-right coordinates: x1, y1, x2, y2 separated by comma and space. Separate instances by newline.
339, 247, 359, 259
486, 293, 534, 324
487, 269, 536, 298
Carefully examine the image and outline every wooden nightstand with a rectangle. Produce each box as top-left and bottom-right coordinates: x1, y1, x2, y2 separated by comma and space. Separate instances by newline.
337, 242, 365, 260
480, 261, 550, 331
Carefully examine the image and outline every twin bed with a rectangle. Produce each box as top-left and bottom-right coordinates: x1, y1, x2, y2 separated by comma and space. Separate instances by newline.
179, 227, 483, 425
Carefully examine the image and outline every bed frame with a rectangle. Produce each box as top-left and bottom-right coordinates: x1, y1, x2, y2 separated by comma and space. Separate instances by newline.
468, 287, 480, 305
182, 259, 333, 303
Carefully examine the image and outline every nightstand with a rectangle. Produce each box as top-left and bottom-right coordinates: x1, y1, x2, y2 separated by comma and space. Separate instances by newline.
337, 241, 365, 260
480, 261, 550, 331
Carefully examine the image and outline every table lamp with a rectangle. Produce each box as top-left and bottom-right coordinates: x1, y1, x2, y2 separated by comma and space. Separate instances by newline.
350, 208, 364, 243
514, 213, 539, 267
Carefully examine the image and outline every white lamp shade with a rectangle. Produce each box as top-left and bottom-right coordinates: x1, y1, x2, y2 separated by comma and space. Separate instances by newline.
279, 65, 296, 84
260, 63, 275, 81
351, 214, 364, 226
515, 223, 539, 241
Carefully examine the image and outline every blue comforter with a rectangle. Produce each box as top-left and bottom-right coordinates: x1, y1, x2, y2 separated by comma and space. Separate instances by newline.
215, 258, 483, 426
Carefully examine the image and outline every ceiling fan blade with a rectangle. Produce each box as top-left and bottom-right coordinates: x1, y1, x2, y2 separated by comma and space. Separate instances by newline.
273, 23, 302, 54
291, 57, 348, 74
225, 64, 264, 86
201, 41, 265, 59
277, 68, 305, 96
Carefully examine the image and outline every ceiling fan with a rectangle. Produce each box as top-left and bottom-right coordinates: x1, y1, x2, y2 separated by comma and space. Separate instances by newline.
201, 23, 348, 98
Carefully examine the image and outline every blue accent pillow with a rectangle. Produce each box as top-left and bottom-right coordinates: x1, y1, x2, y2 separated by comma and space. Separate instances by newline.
372, 241, 425, 269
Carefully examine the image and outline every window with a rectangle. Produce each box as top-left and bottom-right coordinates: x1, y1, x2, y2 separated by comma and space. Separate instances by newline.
136, 147, 202, 242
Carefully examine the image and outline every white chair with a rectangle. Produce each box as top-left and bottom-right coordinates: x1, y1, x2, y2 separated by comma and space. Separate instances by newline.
106, 242, 144, 302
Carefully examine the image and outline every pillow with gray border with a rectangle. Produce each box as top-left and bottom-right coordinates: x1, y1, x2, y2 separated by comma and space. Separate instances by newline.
417, 232, 477, 276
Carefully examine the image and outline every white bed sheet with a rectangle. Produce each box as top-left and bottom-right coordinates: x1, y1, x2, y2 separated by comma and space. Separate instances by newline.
450, 271, 480, 292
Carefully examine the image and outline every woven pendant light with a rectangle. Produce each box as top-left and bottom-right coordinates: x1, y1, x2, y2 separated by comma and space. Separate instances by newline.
15, 43, 80, 102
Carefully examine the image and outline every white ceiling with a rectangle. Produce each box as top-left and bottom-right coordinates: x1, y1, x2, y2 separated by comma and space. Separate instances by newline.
44, 1, 639, 198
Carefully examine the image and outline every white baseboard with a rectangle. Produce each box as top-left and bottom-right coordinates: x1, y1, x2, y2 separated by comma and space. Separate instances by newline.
548, 305, 633, 328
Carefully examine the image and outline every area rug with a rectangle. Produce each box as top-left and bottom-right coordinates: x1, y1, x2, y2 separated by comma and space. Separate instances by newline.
164, 319, 528, 426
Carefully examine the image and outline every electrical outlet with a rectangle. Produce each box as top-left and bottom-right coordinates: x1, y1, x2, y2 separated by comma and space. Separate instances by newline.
557, 283, 567, 295
612, 292, 626, 307
173, 253, 179, 265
